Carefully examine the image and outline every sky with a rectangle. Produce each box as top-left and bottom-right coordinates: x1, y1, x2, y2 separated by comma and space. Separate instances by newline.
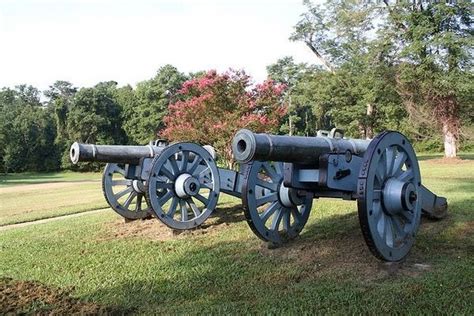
0, 0, 319, 92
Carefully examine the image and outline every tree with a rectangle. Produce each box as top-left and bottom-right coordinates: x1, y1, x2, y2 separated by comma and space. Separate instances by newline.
63, 81, 126, 170
161, 70, 287, 167
292, 0, 472, 155
381, 1, 473, 157
290, 0, 406, 139
267, 57, 322, 136
122, 65, 188, 144
44, 81, 78, 156
0, 86, 59, 172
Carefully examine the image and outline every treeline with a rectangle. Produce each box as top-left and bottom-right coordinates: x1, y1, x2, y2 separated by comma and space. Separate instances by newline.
0, 0, 472, 173
0, 65, 188, 172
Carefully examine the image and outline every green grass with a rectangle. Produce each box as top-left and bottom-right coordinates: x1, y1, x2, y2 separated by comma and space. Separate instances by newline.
0, 171, 101, 187
0, 159, 473, 314
0, 174, 106, 226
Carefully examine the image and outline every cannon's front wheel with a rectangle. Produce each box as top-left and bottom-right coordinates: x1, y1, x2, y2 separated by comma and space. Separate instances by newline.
242, 161, 313, 245
357, 131, 422, 262
147, 143, 220, 230
102, 163, 152, 220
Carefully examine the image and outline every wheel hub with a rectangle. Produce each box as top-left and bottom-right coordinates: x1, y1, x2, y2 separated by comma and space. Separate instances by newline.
175, 173, 200, 198
132, 180, 145, 193
278, 182, 303, 208
382, 178, 417, 215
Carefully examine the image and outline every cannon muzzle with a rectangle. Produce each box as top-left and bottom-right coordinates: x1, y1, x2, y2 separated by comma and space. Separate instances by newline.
70, 142, 164, 165
232, 129, 371, 164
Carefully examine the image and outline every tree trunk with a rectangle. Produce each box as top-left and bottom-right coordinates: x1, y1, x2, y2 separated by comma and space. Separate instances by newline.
442, 122, 457, 158
366, 103, 374, 139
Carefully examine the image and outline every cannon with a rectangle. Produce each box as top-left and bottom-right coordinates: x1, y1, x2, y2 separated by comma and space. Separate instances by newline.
70, 141, 245, 229
232, 129, 448, 261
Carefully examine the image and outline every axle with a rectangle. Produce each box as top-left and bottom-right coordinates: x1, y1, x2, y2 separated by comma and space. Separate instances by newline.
232, 129, 371, 165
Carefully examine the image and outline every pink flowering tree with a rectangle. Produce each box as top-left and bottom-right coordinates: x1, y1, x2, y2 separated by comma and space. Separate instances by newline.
161, 70, 287, 168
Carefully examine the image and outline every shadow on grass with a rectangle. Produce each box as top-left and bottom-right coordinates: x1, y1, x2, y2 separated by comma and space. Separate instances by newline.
85, 197, 472, 314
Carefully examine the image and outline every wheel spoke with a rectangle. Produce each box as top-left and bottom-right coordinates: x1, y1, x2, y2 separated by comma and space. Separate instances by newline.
180, 151, 189, 172
373, 189, 382, 201
123, 191, 137, 209
262, 162, 278, 181
166, 197, 179, 217
111, 179, 130, 186
376, 157, 386, 184
260, 202, 279, 223
392, 152, 407, 176
136, 194, 143, 211
256, 192, 278, 207
377, 211, 385, 237
115, 166, 126, 176
282, 209, 291, 231
392, 216, 406, 239
188, 156, 203, 175
384, 216, 394, 247
159, 190, 173, 205
180, 200, 188, 221
159, 166, 174, 179
156, 182, 173, 189
168, 156, 180, 175
270, 207, 284, 231
195, 193, 209, 205
200, 180, 214, 190
114, 186, 133, 199
187, 198, 201, 217
255, 178, 278, 191
398, 169, 414, 182
385, 146, 396, 177
290, 206, 303, 224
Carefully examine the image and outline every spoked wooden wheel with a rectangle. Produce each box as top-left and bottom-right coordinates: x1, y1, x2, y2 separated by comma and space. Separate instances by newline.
357, 131, 422, 261
147, 143, 220, 230
102, 163, 152, 220
242, 161, 313, 244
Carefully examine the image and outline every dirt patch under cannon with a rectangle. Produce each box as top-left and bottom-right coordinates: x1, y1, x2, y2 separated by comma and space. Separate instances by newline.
0, 277, 126, 315
99, 204, 245, 242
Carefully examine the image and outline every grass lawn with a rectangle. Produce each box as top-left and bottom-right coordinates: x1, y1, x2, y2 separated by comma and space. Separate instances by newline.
0, 158, 473, 314
0, 171, 101, 187
0, 172, 106, 226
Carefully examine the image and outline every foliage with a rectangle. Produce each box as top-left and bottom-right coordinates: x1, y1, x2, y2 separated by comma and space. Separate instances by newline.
290, 0, 473, 154
0, 87, 60, 173
121, 65, 188, 144
161, 70, 287, 167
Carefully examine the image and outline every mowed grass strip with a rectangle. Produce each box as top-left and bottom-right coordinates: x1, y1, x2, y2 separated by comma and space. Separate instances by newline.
0, 159, 473, 314
0, 173, 106, 226
0, 171, 102, 187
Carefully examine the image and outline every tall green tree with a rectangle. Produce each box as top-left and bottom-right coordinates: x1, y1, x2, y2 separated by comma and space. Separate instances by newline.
122, 65, 188, 144
267, 57, 322, 136
0, 86, 59, 172
63, 81, 126, 170
290, 0, 406, 139
381, 0, 473, 157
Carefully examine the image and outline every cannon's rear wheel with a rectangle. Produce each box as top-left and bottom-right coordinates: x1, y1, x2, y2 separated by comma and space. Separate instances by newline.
242, 161, 313, 245
102, 163, 152, 220
147, 143, 220, 230
357, 131, 422, 262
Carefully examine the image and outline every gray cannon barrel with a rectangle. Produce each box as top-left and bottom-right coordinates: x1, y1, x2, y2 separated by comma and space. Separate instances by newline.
232, 129, 371, 164
70, 142, 165, 165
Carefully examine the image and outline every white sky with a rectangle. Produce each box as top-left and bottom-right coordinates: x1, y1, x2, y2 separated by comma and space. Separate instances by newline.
0, 0, 319, 91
